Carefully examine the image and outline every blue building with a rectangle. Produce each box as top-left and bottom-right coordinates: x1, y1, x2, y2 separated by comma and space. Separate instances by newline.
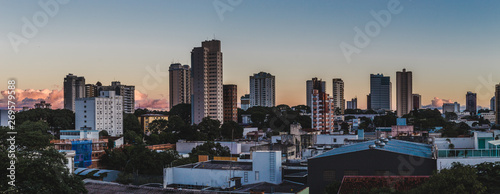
370, 74, 391, 110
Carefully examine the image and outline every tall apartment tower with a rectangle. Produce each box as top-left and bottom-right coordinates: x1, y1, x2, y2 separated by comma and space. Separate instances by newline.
240, 94, 250, 111
64, 73, 86, 112
110, 81, 135, 114
250, 72, 276, 107
306, 78, 326, 108
396, 69, 412, 117
370, 74, 391, 111
85, 81, 102, 98
332, 78, 345, 114
311, 89, 335, 132
495, 84, 500, 125
412, 94, 421, 110
191, 39, 224, 124
466, 91, 477, 115
347, 98, 357, 110
223, 84, 238, 123
491, 96, 495, 111
169, 63, 191, 109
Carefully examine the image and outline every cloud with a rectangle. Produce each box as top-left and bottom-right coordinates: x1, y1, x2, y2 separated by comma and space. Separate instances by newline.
134, 90, 168, 110
425, 97, 453, 108
0, 89, 64, 109
0, 88, 169, 111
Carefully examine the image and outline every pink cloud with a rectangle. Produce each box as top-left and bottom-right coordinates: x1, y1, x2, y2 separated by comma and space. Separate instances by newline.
431, 97, 453, 108
134, 90, 168, 111
0, 89, 64, 109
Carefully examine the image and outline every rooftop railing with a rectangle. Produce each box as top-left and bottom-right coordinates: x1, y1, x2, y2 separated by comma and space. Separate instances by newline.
437, 149, 500, 158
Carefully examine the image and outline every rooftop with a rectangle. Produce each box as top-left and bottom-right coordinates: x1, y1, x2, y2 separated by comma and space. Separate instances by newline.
312, 139, 433, 159
177, 160, 252, 171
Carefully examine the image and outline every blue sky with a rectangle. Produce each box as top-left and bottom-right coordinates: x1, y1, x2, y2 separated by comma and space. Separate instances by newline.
1, 0, 499, 109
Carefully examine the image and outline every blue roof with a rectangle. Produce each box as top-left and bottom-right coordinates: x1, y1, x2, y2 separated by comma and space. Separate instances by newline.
312, 139, 433, 159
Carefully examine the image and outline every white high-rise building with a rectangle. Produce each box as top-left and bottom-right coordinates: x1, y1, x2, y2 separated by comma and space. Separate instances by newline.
191, 40, 223, 124
250, 72, 275, 107
332, 78, 345, 114
75, 90, 123, 137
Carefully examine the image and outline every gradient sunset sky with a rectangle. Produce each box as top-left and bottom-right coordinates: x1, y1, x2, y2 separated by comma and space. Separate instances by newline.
1, 0, 500, 110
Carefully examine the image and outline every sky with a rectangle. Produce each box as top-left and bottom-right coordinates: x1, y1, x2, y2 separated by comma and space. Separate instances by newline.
1, 0, 500, 110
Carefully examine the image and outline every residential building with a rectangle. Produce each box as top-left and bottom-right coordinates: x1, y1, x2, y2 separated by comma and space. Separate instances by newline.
223, 84, 238, 123
75, 90, 123, 137
34, 100, 51, 109
64, 73, 85, 112
137, 114, 169, 134
496, 84, 500, 125
491, 96, 495, 111
412, 94, 421, 110
250, 72, 276, 107
466, 91, 477, 115
164, 151, 282, 189
191, 40, 224, 124
60, 129, 99, 140
52, 139, 107, 168
169, 63, 191, 109
92, 81, 135, 114
369, 74, 391, 110
311, 89, 335, 132
347, 98, 357, 110
396, 69, 412, 117
308, 139, 436, 194
306, 78, 326, 108
332, 78, 345, 114
366, 94, 371, 110
0, 109, 8, 127
240, 94, 250, 111
85, 82, 101, 98
442, 102, 460, 113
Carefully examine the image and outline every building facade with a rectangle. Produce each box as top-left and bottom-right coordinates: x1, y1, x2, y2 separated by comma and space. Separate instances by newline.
240, 94, 250, 111
306, 78, 326, 108
396, 69, 412, 117
250, 72, 275, 108
443, 102, 460, 113
223, 84, 238, 123
332, 78, 345, 114
412, 94, 421, 110
370, 74, 391, 111
64, 73, 86, 112
466, 91, 477, 115
75, 90, 123, 137
169, 63, 191, 109
491, 96, 495, 111
138, 114, 169, 134
347, 98, 358, 110
311, 89, 335, 132
191, 40, 224, 124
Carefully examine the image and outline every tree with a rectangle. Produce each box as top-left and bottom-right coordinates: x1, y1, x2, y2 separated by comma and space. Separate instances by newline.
221, 121, 243, 140
251, 112, 266, 128
189, 142, 230, 161
147, 119, 168, 134
169, 104, 191, 125
166, 115, 186, 133
410, 163, 486, 193
198, 117, 221, 140
445, 112, 458, 121
475, 162, 500, 193
0, 122, 86, 193
124, 113, 142, 134
373, 113, 397, 127
99, 130, 109, 137
124, 131, 142, 144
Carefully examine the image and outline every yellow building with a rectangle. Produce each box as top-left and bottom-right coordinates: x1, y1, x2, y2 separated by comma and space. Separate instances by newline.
138, 114, 169, 133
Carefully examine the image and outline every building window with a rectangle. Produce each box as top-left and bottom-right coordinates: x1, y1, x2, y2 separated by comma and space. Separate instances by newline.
333, 138, 337, 143
255, 171, 259, 181
323, 170, 336, 182
244, 172, 248, 182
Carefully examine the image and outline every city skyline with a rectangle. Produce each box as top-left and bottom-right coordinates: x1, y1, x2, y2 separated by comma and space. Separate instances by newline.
1, 1, 500, 110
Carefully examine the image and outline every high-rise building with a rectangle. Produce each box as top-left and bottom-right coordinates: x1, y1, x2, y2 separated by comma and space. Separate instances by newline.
346, 98, 357, 110
85, 81, 101, 98
367, 94, 371, 110
111, 82, 135, 114
191, 40, 224, 124
169, 63, 191, 109
311, 89, 335, 132
443, 102, 460, 113
306, 78, 325, 108
466, 91, 477, 115
496, 84, 500, 125
396, 69, 412, 117
412, 94, 421, 110
223, 84, 238, 123
491, 96, 495, 111
240, 94, 250, 111
64, 73, 86, 112
75, 90, 123, 136
369, 74, 391, 111
332, 78, 345, 114
250, 72, 275, 108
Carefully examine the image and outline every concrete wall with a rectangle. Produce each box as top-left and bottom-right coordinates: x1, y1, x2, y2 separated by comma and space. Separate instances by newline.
437, 158, 500, 170
315, 135, 358, 145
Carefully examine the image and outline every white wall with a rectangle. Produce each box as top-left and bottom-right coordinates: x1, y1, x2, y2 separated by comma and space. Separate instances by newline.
315, 135, 358, 145
435, 137, 475, 149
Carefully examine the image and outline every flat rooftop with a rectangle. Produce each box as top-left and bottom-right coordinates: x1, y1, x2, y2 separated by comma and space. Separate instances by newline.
177, 160, 252, 171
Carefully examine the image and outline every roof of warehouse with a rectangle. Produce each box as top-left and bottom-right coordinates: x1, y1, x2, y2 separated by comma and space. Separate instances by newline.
312, 139, 433, 159
177, 160, 253, 171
